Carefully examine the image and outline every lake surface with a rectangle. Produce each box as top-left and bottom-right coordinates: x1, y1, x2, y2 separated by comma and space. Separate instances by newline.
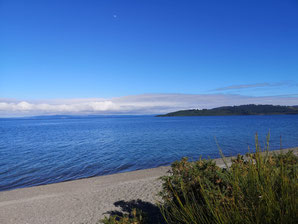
1, 115, 298, 191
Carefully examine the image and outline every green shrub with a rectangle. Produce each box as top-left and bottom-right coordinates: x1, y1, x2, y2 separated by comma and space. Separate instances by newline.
100, 208, 145, 224
101, 134, 297, 224
159, 134, 298, 224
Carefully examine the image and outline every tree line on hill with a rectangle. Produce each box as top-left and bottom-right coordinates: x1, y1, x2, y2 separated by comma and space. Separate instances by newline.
157, 104, 298, 117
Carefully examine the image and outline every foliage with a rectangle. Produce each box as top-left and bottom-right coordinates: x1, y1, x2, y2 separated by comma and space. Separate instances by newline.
157, 104, 298, 117
159, 134, 298, 224
101, 134, 297, 224
100, 208, 145, 224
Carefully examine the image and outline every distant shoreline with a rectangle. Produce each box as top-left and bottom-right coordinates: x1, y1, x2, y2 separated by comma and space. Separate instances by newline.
157, 104, 298, 117
0, 147, 297, 224
157, 113, 298, 117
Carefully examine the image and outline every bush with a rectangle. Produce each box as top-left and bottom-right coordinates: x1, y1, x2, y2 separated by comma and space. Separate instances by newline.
100, 208, 145, 224
101, 134, 297, 224
159, 134, 298, 224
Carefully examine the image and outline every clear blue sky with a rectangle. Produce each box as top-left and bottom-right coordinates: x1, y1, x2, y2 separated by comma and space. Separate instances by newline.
1, 0, 298, 99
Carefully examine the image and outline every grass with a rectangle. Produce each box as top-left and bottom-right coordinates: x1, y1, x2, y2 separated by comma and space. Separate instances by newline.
100, 208, 145, 224
101, 134, 298, 224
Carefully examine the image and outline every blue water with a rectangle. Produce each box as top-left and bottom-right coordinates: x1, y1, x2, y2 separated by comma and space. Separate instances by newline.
0, 115, 298, 191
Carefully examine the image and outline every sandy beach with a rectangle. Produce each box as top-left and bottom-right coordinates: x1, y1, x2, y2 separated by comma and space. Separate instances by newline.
0, 147, 297, 224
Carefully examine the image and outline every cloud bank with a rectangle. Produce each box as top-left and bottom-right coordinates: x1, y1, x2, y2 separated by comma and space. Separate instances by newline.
1, 94, 298, 117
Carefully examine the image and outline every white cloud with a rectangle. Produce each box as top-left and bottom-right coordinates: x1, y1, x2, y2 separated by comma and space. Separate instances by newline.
212, 82, 296, 91
0, 93, 297, 117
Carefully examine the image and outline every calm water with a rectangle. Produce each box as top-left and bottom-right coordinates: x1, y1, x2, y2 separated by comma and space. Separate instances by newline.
1, 115, 298, 191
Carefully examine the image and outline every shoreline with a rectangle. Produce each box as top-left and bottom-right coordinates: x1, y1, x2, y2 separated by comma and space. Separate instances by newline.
0, 147, 297, 224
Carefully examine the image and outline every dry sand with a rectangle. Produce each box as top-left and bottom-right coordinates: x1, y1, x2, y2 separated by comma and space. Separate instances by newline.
0, 148, 297, 224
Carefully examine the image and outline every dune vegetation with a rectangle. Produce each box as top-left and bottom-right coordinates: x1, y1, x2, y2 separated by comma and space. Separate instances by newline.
101, 134, 298, 224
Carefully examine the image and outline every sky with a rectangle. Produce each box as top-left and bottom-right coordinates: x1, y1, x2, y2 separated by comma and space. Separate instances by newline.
0, 0, 298, 116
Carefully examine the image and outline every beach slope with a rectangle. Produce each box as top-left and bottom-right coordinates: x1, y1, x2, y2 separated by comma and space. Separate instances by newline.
0, 148, 297, 224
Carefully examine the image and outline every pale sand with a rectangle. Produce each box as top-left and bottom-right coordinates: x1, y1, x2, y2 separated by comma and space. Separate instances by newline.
0, 148, 297, 224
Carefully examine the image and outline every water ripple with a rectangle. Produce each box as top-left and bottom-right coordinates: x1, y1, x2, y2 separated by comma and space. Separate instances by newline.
0, 115, 298, 191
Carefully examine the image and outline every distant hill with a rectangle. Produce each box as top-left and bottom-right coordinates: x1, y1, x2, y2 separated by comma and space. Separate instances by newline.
156, 104, 298, 117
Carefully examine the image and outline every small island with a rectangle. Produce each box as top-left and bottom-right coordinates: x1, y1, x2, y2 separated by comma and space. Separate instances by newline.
157, 104, 298, 117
